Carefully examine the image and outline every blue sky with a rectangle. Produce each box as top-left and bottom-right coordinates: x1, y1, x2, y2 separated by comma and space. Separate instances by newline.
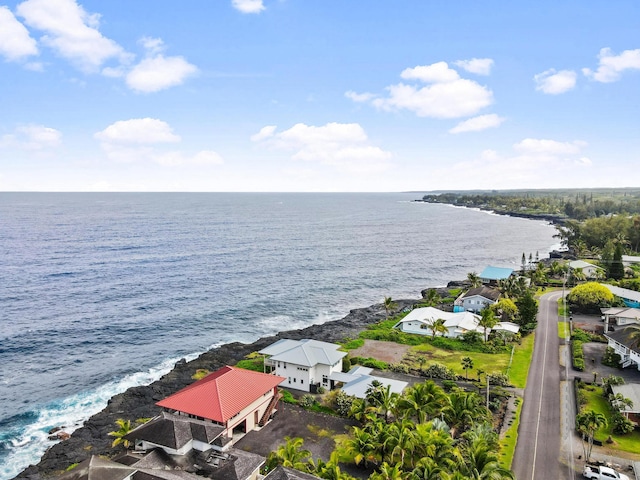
0, 0, 639, 192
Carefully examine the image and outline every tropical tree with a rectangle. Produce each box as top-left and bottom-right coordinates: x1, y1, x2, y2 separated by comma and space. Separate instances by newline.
366, 383, 398, 423
396, 381, 449, 424
575, 410, 607, 462
267, 436, 312, 470
490, 298, 518, 323
341, 426, 379, 468
383, 297, 397, 320
383, 421, 418, 468
108, 418, 133, 449
430, 318, 448, 339
370, 462, 404, 480
467, 272, 482, 288
424, 288, 442, 307
515, 290, 538, 326
566, 282, 614, 312
461, 357, 473, 380
461, 442, 514, 479
478, 309, 497, 343
443, 391, 489, 438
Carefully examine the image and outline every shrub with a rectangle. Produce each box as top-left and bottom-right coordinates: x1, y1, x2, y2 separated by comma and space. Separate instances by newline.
299, 394, 316, 408
341, 338, 364, 350
341, 357, 352, 372
350, 356, 388, 370
316, 386, 326, 394
389, 363, 409, 374
572, 340, 585, 371
487, 372, 511, 387
326, 389, 355, 416
602, 347, 622, 368
566, 282, 614, 313
611, 412, 635, 435
423, 363, 456, 380
442, 380, 457, 392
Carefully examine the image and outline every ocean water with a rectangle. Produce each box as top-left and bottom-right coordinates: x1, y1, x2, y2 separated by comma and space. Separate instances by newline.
0, 193, 557, 478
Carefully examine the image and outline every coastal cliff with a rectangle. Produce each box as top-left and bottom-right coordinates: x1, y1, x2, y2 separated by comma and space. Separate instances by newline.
14, 298, 419, 480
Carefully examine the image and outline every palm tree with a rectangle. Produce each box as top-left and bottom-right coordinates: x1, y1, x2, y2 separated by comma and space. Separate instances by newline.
383, 297, 397, 320
370, 462, 404, 480
461, 442, 514, 479
383, 421, 417, 468
467, 272, 482, 288
430, 318, 448, 339
268, 436, 312, 470
108, 418, 133, 449
443, 391, 489, 438
575, 410, 607, 462
396, 381, 448, 424
341, 426, 379, 468
461, 357, 473, 380
424, 289, 441, 307
478, 309, 497, 343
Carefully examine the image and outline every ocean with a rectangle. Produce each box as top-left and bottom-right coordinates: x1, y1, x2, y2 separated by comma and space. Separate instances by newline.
0, 193, 557, 478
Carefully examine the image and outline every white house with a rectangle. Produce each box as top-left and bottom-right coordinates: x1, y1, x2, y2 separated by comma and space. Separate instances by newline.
568, 260, 604, 279
328, 366, 407, 399
604, 328, 640, 371
458, 286, 501, 313
393, 307, 483, 338
393, 307, 520, 339
611, 384, 640, 426
259, 339, 347, 392
601, 307, 640, 327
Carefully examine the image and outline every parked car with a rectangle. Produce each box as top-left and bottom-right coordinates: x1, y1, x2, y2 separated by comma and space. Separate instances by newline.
583, 464, 630, 480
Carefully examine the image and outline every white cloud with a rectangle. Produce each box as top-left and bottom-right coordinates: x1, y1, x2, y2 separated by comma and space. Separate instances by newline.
0, 124, 61, 150
534, 69, 577, 94
575, 157, 592, 166
95, 118, 222, 167
16, 0, 129, 72
94, 118, 181, 144
373, 78, 493, 119
252, 122, 392, 173
401, 62, 460, 83
250, 125, 277, 142
454, 58, 494, 75
513, 138, 586, 155
232, 0, 265, 14
583, 48, 640, 83
0, 6, 38, 61
139, 36, 164, 55
351, 61, 493, 119
345, 90, 376, 102
449, 114, 504, 134
126, 54, 198, 93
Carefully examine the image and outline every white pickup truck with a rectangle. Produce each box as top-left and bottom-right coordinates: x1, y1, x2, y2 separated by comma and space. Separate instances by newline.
583, 464, 630, 480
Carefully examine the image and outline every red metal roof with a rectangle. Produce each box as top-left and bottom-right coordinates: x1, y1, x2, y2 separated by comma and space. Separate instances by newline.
156, 366, 285, 423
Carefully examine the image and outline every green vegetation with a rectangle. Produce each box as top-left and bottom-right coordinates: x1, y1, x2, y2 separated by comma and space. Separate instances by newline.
499, 397, 522, 469
191, 369, 210, 380
340, 338, 364, 350
566, 282, 615, 313
572, 340, 585, 371
558, 322, 568, 339
108, 419, 132, 449
272, 381, 515, 479
507, 334, 535, 388
577, 382, 640, 455
65, 463, 79, 472
235, 352, 265, 372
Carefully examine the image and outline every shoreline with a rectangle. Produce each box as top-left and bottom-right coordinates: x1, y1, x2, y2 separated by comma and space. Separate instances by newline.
14, 297, 421, 480
414, 199, 567, 225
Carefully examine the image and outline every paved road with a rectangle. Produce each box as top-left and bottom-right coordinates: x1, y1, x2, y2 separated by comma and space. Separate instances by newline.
512, 291, 562, 480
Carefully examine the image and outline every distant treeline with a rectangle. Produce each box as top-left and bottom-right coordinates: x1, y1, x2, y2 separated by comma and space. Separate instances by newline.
421, 189, 640, 221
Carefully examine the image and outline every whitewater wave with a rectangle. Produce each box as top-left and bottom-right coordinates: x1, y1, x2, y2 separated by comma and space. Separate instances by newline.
0, 353, 199, 480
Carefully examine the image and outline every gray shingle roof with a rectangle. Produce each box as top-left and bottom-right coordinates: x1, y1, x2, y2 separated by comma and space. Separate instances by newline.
259, 339, 346, 367
461, 286, 501, 302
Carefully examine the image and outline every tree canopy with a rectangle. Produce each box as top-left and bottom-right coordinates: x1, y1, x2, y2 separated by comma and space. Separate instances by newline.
566, 282, 614, 312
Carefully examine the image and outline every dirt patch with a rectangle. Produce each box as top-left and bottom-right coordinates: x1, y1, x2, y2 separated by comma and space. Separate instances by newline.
348, 339, 411, 364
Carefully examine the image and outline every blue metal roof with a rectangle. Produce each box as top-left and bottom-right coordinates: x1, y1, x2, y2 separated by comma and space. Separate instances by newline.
479, 266, 514, 280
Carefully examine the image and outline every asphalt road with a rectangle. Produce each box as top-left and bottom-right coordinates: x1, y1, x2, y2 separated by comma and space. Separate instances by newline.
512, 291, 562, 480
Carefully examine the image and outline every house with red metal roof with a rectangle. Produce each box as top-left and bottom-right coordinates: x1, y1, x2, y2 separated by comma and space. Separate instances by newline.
128, 366, 285, 455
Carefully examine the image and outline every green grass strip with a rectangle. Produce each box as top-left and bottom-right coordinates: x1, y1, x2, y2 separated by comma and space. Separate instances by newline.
507, 333, 535, 389
499, 397, 522, 469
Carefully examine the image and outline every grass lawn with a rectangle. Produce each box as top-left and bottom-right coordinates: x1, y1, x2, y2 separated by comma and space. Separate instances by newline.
580, 384, 640, 454
408, 343, 509, 379
506, 334, 535, 388
558, 321, 568, 339
499, 398, 522, 469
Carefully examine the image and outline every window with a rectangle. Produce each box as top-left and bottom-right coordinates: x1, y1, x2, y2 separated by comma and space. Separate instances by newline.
301, 379, 304, 384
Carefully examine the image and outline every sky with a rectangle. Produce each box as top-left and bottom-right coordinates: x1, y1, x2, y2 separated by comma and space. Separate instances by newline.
0, 0, 639, 192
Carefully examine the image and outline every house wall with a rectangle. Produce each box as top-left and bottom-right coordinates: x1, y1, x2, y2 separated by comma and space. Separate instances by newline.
461, 295, 494, 313
226, 387, 278, 433
615, 316, 640, 326
397, 321, 431, 336
273, 362, 312, 391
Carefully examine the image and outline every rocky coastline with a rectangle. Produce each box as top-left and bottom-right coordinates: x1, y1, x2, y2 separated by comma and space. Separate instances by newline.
14, 296, 425, 480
